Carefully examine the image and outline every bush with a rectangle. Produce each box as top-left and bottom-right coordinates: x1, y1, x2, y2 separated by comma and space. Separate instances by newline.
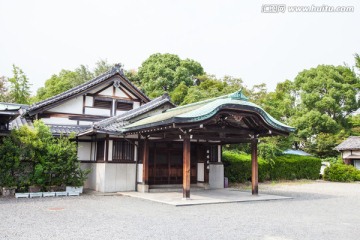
323, 163, 360, 182
223, 151, 269, 182
268, 155, 321, 180
0, 120, 90, 191
223, 150, 321, 182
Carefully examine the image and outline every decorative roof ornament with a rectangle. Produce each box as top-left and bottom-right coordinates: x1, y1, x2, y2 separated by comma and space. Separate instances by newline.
113, 63, 124, 75
113, 80, 121, 88
229, 89, 248, 101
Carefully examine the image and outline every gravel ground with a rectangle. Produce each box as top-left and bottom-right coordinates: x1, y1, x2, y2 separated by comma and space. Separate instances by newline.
1, 181, 360, 240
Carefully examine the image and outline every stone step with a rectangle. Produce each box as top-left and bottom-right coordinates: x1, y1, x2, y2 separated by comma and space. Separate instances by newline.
149, 184, 206, 193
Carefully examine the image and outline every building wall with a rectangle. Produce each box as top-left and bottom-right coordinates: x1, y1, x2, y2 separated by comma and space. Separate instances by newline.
81, 162, 136, 192
77, 142, 92, 161
48, 97, 83, 114
39, 75, 142, 127
342, 150, 360, 158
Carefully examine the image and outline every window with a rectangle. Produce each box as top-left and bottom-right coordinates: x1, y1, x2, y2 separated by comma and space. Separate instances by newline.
94, 99, 112, 109
117, 101, 133, 111
113, 140, 134, 162
96, 141, 105, 161
209, 145, 219, 162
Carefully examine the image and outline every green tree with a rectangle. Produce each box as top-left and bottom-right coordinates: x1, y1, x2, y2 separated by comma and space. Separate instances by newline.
8, 65, 31, 104
35, 70, 81, 101
93, 59, 113, 76
124, 69, 141, 87
170, 82, 189, 105
348, 114, 360, 136
182, 75, 246, 105
138, 53, 204, 98
294, 65, 359, 126
0, 76, 10, 102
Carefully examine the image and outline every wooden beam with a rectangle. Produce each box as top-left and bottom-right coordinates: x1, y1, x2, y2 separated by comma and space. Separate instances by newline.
142, 138, 149, 184
251, 138, 258, 195
183, 135, 191, 199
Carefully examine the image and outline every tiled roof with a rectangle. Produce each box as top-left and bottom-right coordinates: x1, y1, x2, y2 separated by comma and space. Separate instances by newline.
0, 102, 26, 111
122, 90, 295, 134
335, 136, 360, 151
49, 124, 91, 135
0, 102, 28, 123
82, 94, 174, 134
24, 64, 149, 116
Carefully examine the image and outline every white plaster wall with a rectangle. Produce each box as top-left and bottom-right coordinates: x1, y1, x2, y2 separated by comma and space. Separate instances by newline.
122, 87, 136, 99
108, 140, 113, 161
104, 163, 136, 192
116, 110, 127, 116
81, 163, 95, 189
78, 121, 93, 125
80, 163, 106, 192
82, 162, 137, 193
78, 142, 91, 161
48, 97, 83, 114
85, 107, 111, 116
197, 163, 204, 182
133, 102, 140, 109
115, 88, 129, 98
96, 163, 106, 192
343, 150, 360, 158
89, 84, 110, 94
85, 96, 93, 106
137, 164, 143, 183
42, 117, 77, 125
99, 86, 113, 96
209, 164, 224, 189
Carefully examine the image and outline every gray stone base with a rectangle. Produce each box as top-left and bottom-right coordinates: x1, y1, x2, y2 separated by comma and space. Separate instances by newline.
137, 184, 149, 193
209, 163, 224, 189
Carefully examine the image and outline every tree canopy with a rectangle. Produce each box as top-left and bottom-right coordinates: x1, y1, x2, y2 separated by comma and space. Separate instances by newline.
7, 65, 31, 104
34, 60, 113, 102
137, 53, 204, 98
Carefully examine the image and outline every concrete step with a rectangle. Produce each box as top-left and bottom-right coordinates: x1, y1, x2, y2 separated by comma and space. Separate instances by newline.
149, 184, 206, 193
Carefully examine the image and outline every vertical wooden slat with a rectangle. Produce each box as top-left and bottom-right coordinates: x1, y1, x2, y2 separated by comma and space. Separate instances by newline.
142, 139, 149, 184
183, 136, 191, 199
251, 138, 258, 195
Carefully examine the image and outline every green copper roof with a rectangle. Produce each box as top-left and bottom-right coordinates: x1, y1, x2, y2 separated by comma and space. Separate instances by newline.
0, 103, 22, 111
122, 90, 295, 133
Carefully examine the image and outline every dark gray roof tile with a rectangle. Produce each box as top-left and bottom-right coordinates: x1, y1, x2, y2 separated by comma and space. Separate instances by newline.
335, 136, 360, 151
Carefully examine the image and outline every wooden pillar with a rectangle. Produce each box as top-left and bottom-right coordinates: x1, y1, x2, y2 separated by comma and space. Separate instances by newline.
183, 136, 191, 199
142, 138, 149, 184
251, 139, 258, 195
105, 134, 109, 162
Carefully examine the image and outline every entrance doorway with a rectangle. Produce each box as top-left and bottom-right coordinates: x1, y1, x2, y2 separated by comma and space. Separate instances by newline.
148, 142, 197, 185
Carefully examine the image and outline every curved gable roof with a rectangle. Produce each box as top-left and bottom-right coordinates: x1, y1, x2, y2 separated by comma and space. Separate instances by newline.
122, 90, 295, 135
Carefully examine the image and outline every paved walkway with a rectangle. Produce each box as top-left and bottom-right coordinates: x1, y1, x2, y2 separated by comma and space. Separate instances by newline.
118, 188, 291, 206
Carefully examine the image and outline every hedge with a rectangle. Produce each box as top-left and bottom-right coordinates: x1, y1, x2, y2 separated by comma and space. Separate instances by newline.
223, 150, 322, 183
323, 164, 360, 182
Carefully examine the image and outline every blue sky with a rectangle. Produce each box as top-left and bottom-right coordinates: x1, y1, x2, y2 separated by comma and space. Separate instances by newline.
1, 0, 359, 94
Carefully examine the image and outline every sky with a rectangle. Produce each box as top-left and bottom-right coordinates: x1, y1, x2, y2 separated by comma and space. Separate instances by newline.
1, 0, 359, 95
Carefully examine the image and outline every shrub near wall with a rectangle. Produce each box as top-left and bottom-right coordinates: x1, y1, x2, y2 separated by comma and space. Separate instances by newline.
223, 150, 321, 183
268, 155, 322, 180
323, 164, 360, 182
222, 151, 270, 183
